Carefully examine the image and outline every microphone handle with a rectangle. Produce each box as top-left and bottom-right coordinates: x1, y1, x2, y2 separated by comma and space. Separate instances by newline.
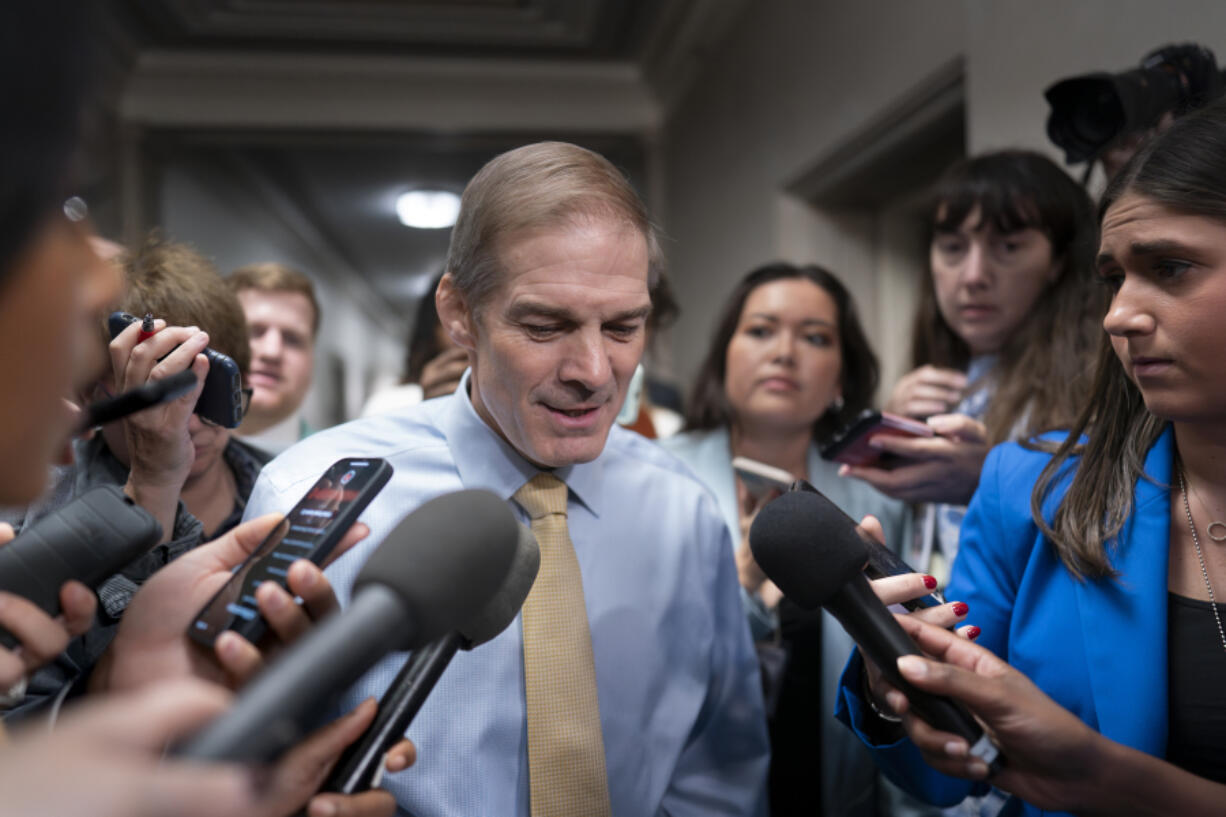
323, 631, 463, 794
176, 584, 413, 763
831, 575, 1002, 772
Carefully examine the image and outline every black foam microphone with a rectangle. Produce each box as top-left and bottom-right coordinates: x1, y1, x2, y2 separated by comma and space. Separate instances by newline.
175, 489, 522, 763
750, 490, 1001, 771
321, 521, 540, 794
0, 486, 161, 648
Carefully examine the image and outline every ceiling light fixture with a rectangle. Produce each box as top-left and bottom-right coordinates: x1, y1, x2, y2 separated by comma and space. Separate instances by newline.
396, 189, 461, 229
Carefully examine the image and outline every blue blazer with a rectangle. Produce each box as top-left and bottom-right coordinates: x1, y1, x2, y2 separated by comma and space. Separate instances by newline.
837, 427, 1174, 817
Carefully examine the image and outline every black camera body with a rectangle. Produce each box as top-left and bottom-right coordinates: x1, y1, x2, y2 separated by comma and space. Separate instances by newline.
1045, 43, 1225, 164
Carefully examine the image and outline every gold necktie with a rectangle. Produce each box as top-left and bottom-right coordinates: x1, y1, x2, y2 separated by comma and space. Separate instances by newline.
513, 473, 613, 817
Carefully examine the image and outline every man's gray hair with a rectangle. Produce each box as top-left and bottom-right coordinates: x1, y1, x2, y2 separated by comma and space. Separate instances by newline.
445, 141, 664, 312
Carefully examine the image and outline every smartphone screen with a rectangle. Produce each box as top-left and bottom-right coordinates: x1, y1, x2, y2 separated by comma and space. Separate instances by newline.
189, 457, 393, 647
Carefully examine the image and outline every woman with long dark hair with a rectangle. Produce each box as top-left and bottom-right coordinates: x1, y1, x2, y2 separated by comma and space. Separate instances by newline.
664, 263, 964, 816
840, 98, 1226, 817
842, 151, 1105, 588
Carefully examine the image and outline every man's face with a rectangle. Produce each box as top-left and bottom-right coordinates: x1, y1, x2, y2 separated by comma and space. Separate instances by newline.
237, 289, 316, 429
450, 216, 651, 468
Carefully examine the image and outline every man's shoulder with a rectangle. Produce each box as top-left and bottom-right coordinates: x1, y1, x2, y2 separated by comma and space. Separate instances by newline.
603, 427, 719, 503
258, 402, 452, 496
657, 427, 719, 462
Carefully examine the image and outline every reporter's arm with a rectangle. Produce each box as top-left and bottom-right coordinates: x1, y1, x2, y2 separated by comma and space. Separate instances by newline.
891, 616, 1226, 817
0, 680, 256, 817
93, 514, 369, 694
108, 319, 209, 542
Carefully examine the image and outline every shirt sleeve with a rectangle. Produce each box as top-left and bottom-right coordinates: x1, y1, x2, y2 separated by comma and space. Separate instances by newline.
660, 506, 770, 816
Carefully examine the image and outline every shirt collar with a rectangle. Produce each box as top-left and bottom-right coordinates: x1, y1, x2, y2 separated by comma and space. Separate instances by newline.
437, 370, 605, 517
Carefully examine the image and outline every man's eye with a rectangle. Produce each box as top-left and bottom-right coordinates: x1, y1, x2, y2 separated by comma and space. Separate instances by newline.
605, 323, 639, 338
523, 324, 561, 338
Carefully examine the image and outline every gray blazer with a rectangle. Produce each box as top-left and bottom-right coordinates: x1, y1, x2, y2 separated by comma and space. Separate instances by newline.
661, 427, 923, 817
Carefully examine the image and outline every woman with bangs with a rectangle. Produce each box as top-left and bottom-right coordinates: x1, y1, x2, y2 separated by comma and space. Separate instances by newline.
840, 152, 1106, 588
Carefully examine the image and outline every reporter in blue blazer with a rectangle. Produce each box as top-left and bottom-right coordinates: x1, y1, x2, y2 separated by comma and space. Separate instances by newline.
838, 98, 1226, 815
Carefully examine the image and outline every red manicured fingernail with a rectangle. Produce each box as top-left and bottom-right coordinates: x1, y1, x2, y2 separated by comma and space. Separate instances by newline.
952, 602, 969, 617
966, 626, 981, 640
923, 575, 938, 589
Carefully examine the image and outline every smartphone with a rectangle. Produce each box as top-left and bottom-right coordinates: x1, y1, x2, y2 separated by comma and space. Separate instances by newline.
820, 410, 934, 468
108, 311, 246, 428
0, 486, 162, 648
788, 479, 945, 611
732, 456, 795, 503
188, 457, 394, 648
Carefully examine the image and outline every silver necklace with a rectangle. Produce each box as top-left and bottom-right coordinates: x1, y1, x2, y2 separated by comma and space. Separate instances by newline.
1177, 466, 1226, 656
1183, 475, 1226, 542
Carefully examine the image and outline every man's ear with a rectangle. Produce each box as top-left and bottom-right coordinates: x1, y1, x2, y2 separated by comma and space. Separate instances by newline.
435, 272, 478, 352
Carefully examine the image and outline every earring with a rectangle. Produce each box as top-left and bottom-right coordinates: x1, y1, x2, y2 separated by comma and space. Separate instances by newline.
829, 395, 845, 414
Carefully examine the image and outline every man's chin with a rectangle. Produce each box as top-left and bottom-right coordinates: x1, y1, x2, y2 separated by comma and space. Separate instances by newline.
524, 432, 611, 469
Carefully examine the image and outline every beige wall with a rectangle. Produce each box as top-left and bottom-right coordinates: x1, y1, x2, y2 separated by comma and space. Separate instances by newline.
660, 0, 963, 388
660, 0, 1226, 393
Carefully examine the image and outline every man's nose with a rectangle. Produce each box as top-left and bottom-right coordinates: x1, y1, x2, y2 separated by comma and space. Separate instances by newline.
558, 329, 613, 390
255, 329, 283, 358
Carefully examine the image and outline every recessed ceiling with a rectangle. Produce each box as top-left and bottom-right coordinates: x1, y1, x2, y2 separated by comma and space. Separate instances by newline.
115, 0, 664, 58
102, 0, 744, 328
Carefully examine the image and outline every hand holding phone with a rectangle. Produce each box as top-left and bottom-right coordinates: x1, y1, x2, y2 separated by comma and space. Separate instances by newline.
108, 311, 246, 428
820, 410, 934, 468
188, 458, 393, 648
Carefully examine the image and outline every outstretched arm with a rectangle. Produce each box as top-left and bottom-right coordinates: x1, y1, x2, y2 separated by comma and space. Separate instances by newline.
889, 615, 1226, 817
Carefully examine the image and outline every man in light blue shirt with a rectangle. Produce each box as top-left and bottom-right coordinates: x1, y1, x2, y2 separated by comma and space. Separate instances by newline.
243, 141, 769, 816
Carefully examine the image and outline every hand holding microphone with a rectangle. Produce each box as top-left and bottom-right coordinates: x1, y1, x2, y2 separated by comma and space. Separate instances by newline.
320, 519, 539, 794
175, 489, 531, 764
749, 490, 1002, 773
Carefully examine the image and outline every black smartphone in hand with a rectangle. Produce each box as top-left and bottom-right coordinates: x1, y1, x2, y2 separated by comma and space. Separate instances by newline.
820, 410, 933, 469
108, 311, 246, 428
188, 457, 394, 648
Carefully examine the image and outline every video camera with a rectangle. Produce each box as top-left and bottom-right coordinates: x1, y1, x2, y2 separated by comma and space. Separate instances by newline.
1045, 43, 1226, 165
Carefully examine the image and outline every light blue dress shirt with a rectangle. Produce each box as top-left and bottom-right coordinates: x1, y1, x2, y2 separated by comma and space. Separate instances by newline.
243, 372, 770, 816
